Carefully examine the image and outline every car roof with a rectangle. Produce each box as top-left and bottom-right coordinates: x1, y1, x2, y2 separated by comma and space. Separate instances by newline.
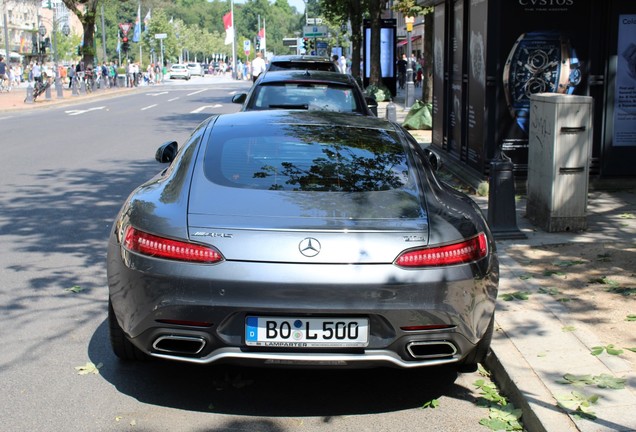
257, 70, 355, 85
267, 55, 339, 72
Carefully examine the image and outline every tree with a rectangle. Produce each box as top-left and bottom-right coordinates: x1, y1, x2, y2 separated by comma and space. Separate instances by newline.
321, 0, 363, 80
61, 0, 105, 66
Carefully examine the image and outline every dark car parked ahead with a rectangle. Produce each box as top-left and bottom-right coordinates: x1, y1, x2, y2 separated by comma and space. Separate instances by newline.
107, 110, 499, 371
232, 70, 378, 116
267, 55, 339, 72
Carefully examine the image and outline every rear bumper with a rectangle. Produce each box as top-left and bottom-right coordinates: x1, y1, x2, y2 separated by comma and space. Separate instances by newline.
108, 239, 498, 367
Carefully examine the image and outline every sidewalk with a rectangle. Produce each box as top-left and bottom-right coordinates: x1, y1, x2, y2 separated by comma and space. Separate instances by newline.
0, 80, 139, 112
387, 89, 636, 432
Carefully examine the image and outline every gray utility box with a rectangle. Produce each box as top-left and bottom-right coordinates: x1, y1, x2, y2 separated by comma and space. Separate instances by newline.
526, 94, 593, 232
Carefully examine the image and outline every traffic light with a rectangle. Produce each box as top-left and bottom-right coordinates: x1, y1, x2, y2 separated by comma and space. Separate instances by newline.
255, 39, 260, 51
302, 38, 308, 51
122, 36, 129, 53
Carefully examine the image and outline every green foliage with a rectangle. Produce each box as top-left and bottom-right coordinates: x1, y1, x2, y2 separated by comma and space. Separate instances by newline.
364, 84, 392, 102
473, 379, 523, 431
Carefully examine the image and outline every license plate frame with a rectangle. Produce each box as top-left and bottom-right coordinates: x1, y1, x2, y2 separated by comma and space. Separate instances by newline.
245, 316, 369, 348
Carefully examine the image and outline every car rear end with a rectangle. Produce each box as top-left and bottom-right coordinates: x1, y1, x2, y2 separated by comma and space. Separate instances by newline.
107, 111, 498, 369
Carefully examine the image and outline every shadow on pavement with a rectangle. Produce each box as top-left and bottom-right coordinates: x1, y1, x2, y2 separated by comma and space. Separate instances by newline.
88, 319, 471, 417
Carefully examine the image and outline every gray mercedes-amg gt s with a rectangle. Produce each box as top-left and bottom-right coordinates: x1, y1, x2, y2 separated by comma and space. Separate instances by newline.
107, 110, 498, 371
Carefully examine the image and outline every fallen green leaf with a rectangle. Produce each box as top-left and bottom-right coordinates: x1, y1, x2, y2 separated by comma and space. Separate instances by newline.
519, 274, 533, 280
625, 347, 636, 353
75, 361, 102, 375
594, 374, 626, 389
552, 260, 585, 267
544, 270, 566, 277
557, 297, 572, 303
590, 346, 605, 356
618, 212, 635, 219
501, 291, 531, 301
422, 398, 440, 409
562, 325, 576, 332
539, 287, 561, 295
65, 285, 84, 293
626, 314, 636, 321
606, 286, 636, 296
606, 344, 624, 356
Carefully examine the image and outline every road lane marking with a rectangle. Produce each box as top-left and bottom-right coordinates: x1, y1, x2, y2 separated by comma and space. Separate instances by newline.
65, 106, 105, 116
141, 104, 157, 111
190, 104, 222, 113
187, 89, 207, 96
168, 97, 179, 101
147, 92, 169, 96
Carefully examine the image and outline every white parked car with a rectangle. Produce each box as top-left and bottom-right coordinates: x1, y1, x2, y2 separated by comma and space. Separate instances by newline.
169, 64, 191, 80
186, 62, 203, 77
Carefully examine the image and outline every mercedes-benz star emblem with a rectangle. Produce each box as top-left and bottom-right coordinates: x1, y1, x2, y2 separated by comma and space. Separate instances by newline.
299, 238, 321, 257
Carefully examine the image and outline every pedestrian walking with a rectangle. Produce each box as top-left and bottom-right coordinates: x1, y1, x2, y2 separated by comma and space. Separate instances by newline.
251, 52, 266, 82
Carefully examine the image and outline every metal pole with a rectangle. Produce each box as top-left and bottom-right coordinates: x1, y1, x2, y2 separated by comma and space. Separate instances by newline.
231, 0, 236, 79
101, 4, 107, 62
3, 4, 11, 69
405, 32, 415, 108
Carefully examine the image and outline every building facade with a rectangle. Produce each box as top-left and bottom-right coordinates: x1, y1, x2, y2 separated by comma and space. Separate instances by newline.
1, 0, 81, 64
419, 0, 636, 179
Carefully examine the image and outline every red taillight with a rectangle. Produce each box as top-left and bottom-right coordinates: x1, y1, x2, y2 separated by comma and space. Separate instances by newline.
123, 227, 223, 263
395, 233, 488, 268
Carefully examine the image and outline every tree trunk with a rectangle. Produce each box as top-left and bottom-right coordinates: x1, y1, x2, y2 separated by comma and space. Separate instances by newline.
348, 0, 362, 81
61, 0, 99, 66
368, 0, 383, 86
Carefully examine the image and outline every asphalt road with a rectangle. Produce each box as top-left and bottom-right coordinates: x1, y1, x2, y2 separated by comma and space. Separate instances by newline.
0, 77, 495, 432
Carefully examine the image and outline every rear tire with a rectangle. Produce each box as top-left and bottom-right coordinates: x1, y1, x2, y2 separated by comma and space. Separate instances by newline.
108, 300, 147, 361
457, 314, 494, 373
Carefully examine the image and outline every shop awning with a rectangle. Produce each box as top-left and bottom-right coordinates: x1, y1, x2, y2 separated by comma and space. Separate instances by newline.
397, 35, 422, 47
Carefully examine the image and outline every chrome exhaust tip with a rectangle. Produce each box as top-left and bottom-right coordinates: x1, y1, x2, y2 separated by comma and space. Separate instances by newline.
153, 335, 206, 355
406, 341, 457, 359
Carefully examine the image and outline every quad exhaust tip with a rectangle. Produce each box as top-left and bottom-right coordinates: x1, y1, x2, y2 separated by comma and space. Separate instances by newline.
153, 335, 206, 355
406, 341, 457, 359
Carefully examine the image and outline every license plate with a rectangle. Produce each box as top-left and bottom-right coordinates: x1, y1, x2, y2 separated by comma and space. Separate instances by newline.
245, 316, 369, 348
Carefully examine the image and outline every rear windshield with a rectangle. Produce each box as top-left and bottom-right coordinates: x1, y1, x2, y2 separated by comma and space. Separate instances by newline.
248, 82, 361, 113
203, 123, 412, 192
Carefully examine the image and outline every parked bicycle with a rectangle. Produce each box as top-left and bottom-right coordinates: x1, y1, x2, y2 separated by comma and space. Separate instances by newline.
26, 78, 50, 102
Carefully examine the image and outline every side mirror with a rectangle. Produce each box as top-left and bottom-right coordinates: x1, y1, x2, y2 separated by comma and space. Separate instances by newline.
155, 141, 178, 164
232, 93, 247, 104
365, 96, 378, 116
422, 147, 442, 171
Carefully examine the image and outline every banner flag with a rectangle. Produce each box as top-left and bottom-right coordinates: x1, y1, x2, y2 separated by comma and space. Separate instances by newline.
132, 4, 141, 42
223, 12, 234, 45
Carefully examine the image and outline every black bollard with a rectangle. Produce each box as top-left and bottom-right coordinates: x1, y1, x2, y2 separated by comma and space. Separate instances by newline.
487, 150, 526, 240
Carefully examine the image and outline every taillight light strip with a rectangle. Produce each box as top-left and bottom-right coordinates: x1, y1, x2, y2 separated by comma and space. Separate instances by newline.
123, 226, 223, 263
395, 233, 488, 268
